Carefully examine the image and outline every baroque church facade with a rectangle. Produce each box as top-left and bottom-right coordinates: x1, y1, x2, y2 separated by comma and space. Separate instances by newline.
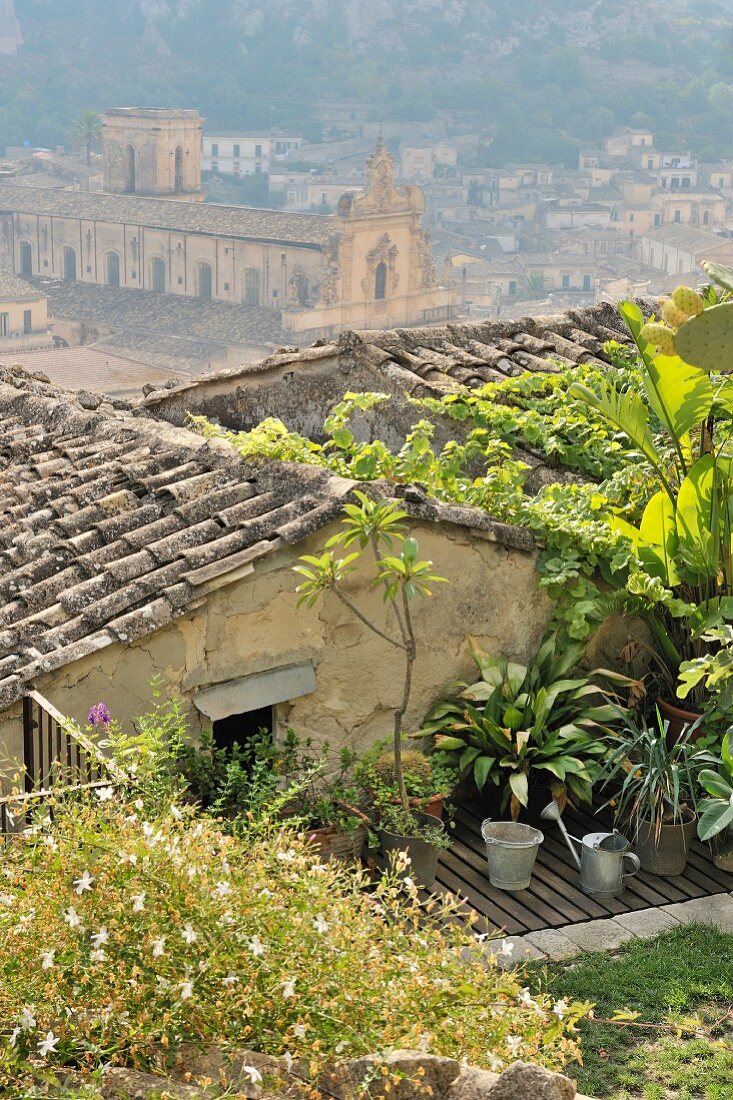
0, 109, 452, 340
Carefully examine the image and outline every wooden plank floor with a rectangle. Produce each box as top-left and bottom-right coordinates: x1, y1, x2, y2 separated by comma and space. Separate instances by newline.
428, 798, 733, 936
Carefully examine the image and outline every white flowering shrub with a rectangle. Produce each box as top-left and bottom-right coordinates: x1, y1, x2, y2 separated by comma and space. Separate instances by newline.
0, 796, 588, 1092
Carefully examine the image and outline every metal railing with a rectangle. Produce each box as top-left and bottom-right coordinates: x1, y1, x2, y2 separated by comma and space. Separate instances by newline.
0, 691, 127, 836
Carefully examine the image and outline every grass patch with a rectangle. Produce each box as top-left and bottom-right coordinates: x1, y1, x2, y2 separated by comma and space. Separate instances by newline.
529, 923, 733, 1099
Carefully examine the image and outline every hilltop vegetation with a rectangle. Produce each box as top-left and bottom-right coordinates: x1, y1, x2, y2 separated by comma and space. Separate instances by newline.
1, 0, 732, 162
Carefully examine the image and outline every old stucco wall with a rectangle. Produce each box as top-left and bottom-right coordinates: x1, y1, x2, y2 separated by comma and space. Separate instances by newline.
0, 516, 552, 766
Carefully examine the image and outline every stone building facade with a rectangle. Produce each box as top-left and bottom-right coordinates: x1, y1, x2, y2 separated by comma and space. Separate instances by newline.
0, 140, 452, 340
102, 108, 204, 200
0, 272, 52, 352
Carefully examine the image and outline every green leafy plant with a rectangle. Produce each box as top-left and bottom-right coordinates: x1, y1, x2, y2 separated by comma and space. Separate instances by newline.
294, 492, 446, 831
697, 729, 733, 842
569, 284, 733, 711
0, 794, 589, 1093
600, 710, 705, 841
423, 634, 623, 819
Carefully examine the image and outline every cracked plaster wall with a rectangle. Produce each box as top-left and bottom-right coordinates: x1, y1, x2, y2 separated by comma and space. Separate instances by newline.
0, 519, 552, 766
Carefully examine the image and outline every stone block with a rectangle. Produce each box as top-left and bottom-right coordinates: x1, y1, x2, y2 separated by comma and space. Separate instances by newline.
524, 928, 582, 961
102, 1068, 208, 1099
468, 932, 541, 968
612, 907, 681, 938
343, 1051, 461, 1100
664, 893, 733, 932
445, 1066, 501, 1100
557, 918, 635, 954
486, 1061, 576, 1099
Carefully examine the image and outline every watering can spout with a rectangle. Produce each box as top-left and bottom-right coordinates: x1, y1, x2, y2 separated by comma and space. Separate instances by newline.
540, 799, 582, 871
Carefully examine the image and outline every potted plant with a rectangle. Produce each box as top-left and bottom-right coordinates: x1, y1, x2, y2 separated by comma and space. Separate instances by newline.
355, 741, 456, 820
422, 633, 623, 820
697, 729, 733, 870
569, 274, 733, 739
276, 738, 369, 864
294, 491, 449, 885
600, 710, 703, 876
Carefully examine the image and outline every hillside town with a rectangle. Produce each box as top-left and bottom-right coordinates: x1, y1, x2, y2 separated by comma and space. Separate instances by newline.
1, 3, 733, 1099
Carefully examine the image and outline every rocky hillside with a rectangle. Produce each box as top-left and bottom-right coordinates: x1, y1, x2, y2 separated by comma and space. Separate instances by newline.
2, 0, 731, 159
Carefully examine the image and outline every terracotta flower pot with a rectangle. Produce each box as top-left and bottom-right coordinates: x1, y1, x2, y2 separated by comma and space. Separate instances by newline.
657, 697, 703, 743
634, 810, 697, 876
385, 793, 445, 819
305, 823, 367, 863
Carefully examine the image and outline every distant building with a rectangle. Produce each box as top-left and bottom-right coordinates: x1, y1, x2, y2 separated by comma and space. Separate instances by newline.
640, 224, 733, 276
0, 0, 21, 57
0, 271, 53, 351
0, 139, 452, 344
102, 108, 204, 201
202, 133, 302, 177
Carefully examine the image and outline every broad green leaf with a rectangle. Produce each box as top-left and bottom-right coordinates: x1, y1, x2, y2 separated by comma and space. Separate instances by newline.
698, 799, 733, 842
676, 455, 717, 575
474, 755, 495, 790
698, 769, 733, 799
639, 491, 680, 586
568, 379, 665, 475
642, 354, 713, 443
508, 771, 529, 806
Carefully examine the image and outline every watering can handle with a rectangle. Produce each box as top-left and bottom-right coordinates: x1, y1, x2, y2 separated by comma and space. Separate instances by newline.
622, 852, 641, 880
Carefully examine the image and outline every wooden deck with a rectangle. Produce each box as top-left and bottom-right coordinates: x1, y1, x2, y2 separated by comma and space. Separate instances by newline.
430, 798, 733, 936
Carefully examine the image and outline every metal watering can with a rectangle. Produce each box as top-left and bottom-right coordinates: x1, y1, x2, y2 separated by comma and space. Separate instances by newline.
540, 800, 641, 898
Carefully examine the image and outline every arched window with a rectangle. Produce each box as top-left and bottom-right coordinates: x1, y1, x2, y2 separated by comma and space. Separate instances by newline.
244, 267, 260, 306
375, 261, 387, 300
62, 246, 77, 282
703, 210, 710, 226
197, 262, 212, 300
18, 240, 32, 278
106, 251, 121, 287
125, 145, 136, 193
174, 145, 184, 193
150, 256, 166, 293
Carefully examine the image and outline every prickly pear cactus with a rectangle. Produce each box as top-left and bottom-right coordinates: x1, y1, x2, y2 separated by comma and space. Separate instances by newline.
640, 321, 675, 355
660, 297, 688, 328
674, 302, 733, 372
671, 285, 705, 318
702, 261, 733, 293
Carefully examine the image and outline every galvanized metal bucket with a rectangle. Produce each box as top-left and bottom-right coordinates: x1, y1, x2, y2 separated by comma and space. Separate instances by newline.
481, 820, 544, 891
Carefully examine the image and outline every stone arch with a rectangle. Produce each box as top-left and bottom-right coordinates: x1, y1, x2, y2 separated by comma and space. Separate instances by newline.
174, 145, 184, 193
18, 240, 33, 278
62, 246, 77, 282
243, 267, 261, 306
105, 251, 121, 287
150, 256, 166, 293
125, 145, 136, 193
197, 261, 212, 300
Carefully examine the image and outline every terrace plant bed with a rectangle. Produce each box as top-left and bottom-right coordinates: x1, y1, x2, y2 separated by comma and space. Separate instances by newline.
530, 923, 733, 1100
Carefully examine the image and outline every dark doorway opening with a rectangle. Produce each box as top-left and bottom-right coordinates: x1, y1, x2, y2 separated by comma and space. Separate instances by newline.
151, 256, 166, 293
174, 145, 184, 192
106, 252, 120, 287
198, 262, 212, 300
62, 246, 77, 282
212, 705, 273, 753
19, 240, 32, 278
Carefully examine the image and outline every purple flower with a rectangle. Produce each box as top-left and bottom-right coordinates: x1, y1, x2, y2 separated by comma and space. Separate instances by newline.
88, 703, 111, 727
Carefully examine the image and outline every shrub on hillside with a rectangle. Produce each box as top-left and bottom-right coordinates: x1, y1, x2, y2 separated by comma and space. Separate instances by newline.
0, 795, 587, 1092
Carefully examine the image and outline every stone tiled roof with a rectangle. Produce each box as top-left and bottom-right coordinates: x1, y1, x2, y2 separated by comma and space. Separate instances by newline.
0, 346, 185, 398
0, 368, 525, 709
143, 300, 637, 409
44, 280, 286, 350
0, 183, 336, 247
0, 271, 42, 299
